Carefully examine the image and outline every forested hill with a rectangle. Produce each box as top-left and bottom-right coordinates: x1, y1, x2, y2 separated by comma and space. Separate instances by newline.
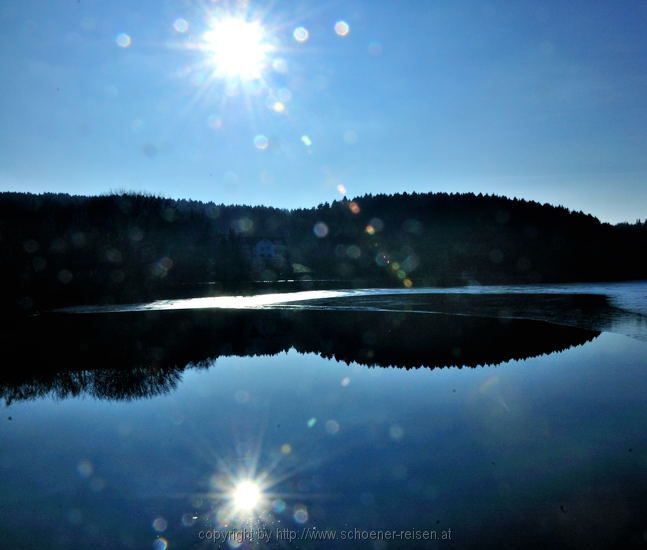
1, 191, 645, 313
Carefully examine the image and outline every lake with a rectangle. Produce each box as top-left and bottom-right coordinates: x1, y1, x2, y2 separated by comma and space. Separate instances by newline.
1, 282, 646, 549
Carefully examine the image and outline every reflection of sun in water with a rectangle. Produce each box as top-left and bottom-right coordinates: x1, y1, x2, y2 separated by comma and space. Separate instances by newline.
203, 17, 272, 80
188, 431, 328, 529
207, 470, 273, 526
231, 480, 262, 513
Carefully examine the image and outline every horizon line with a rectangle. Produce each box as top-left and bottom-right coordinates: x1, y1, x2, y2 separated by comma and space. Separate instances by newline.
2, 188, 642, 227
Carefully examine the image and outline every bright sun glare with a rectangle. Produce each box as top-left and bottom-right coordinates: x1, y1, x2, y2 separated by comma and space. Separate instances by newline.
203, 17, 271, 80
231, 480, 262, 512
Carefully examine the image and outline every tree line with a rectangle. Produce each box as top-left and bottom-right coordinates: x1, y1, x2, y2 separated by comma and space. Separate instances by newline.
0, 190, 645, 312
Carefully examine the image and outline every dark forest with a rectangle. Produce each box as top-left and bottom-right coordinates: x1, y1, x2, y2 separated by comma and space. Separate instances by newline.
1, 191, 645, 313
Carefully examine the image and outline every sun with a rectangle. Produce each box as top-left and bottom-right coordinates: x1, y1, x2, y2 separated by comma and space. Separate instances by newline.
202, 17, 272, 80
230, 479, 263, 513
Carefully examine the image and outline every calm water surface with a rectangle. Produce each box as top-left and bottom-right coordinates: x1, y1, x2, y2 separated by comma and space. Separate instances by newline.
2, 283, 647, 549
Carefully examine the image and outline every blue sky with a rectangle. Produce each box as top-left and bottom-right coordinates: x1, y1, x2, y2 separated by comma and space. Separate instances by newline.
0, 0, 646, 223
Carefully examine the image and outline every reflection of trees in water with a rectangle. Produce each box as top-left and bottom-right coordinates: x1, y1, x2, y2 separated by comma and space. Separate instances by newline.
1, 367, 185, 405
0, 307, 599, 402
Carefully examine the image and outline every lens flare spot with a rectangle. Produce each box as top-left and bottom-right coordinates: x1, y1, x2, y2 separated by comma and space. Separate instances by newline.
77, 460, 93, 478
334, 21, 350, 37
272, 58, 288, 73
152, 517, 168, 533
207, 115, 223, 130
370, 217, 384, 231
293, 26, 309, 43
115, 33, 132, 48
173, 18, 189, 33
272, 499, 286, 513
301, 135, 312, 147
325, 419, 340, 434
347, 245, 361, 259
293, 504, 309, 524
253, 134, 269, 150
389, 424, 405, 440
313, 222, 329, 238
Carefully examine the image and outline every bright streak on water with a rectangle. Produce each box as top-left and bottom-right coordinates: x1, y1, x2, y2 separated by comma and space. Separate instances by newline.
62, 290, 356, 313
59, 281, 647, 315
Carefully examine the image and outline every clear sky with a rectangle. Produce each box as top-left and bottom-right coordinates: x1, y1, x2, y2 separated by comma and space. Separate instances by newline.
0, 0, 646, 223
